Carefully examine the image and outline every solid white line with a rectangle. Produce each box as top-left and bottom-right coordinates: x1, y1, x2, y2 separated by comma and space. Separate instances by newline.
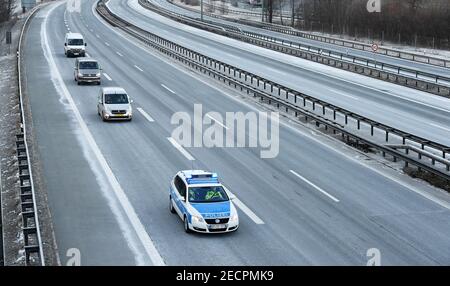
430, 123, 450, 133
161, 84, 175, 94
137, 107, 154, 122
232, 198, 265, 224
167, 137, 195, 161
134, 65, 144, 72
290, 170, 340, 203
42, 3, 165, 266
103, 73, 112, 81
116, 51, 123, 57
96, 34, 100, 38
206, 114, 229, 130
85, 53, 90, 58
105, 42, 110, 47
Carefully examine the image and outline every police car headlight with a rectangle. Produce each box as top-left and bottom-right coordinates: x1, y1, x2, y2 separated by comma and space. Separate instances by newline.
192, 215, 204, 223
230, 214, 238, 221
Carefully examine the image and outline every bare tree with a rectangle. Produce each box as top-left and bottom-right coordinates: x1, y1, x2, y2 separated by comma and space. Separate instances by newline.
298, 0, 450, 49
0, 0, 16, 23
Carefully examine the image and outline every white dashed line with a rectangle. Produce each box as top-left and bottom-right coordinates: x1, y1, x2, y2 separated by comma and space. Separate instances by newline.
290, 170, 340, 203
232, 198, 265, 225
116, 51, 123, 57
206, 114, 229, 130
134, 65, 144, 72
161, 84, 175, 94
137, 107, 154, 123
167, 137, 195, 161
103, 73, 112, 81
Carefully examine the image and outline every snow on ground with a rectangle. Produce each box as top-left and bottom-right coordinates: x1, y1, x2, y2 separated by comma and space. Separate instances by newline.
169, 0, 450, 59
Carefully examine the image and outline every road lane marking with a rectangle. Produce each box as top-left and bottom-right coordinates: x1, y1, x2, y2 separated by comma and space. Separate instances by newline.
232, 198, 265, 224
290, 170, 340, 202
134, 65, 144, 72
85, 53, 90, 57
167, 137, 195, 161
430, 123, 450, 133
93, 0, 450, 212
137, 107, 154, 122
116, 51, 123, 57
161, 84, 175, 94
206, 114, 229, 130
105, 42, 110, 47
42, 2, 165, 266
103, 73, 112, 81
96, 34, 100, 38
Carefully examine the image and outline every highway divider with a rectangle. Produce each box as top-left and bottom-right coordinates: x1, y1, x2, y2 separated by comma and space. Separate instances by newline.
97, 0, 450, 181
16, 5, 45, 266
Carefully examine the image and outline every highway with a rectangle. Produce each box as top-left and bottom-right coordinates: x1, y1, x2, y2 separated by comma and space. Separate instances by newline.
150, 0, 450, 78
111, 0, 450, 147
22, 0, 450, 265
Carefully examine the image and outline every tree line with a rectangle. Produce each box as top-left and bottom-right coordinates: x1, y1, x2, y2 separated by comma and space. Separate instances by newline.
0, 0, 16, 23
264, 0, 450, 49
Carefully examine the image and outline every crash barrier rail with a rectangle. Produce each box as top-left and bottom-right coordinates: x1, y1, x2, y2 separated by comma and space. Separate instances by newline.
386, 145, 450, 172
166, 0, 450, 69
98, 0, 450, 181
196, 1, 293, 19
140, 0, 450, 97
16, 6, 45, 266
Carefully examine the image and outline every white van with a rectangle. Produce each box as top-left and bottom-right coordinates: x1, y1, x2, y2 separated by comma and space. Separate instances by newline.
64, 33, 86, 57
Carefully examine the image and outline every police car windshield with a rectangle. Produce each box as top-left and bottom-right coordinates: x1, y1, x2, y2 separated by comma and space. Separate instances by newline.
188, 186, 229, 203
105, 94, 129, 104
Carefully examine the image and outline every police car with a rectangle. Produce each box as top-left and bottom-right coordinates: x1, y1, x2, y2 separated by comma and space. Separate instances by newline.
169, 170, 239, 233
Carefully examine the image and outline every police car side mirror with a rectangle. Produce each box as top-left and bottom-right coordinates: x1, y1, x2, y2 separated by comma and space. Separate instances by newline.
64, 43, 67, 46
181, 197, 186, 202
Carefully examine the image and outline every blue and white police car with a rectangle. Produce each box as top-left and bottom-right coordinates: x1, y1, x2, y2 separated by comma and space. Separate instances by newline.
169, 170, 239, 233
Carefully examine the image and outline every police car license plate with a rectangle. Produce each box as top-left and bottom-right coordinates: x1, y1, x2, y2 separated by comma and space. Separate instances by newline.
209, 224, 227, 229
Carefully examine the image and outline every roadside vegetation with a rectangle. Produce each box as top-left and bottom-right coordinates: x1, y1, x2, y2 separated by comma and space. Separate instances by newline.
0, 0, 16, 23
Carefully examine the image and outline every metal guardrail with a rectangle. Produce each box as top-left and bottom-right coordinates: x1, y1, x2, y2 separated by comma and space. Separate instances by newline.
16, 5, 45, 266
167, 0, 450, 69
98, 0, 450, 181
199, 1, 293, 19
140, 0, 450, 97
387, 145, 450, 172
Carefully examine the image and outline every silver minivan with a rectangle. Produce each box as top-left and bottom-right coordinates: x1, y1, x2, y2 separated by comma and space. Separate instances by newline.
74, 58, 101, 85
97, 87, 133, 121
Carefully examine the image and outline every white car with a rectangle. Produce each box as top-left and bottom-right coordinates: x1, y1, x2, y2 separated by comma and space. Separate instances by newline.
97, 87, 133, 121
169, 170, 239, 234
64, 32, 86, 57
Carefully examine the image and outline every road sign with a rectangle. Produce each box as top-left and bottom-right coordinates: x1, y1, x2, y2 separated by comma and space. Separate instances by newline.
6, 31, 11, 45
371, 43, 379, 52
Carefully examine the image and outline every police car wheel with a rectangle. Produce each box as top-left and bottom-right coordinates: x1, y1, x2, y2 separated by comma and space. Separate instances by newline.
169, 198, 175, 214
184, 216, 191, 233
